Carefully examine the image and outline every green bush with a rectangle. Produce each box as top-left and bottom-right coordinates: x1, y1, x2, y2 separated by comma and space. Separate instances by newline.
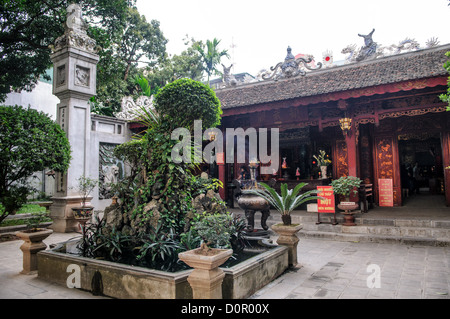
193, 212, 235, 249
0, 105, 71, 222
154, 78, 222, 130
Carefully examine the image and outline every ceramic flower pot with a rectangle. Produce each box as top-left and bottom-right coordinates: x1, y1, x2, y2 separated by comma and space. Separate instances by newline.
320, 166, 327, 179
71, 207, 94, 221
15, 228, 53, 274
178, 247, 233, 299
271, 223, 303, 267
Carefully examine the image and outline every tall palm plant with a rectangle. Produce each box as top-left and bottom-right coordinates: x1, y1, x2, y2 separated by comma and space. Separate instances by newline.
195, 38, 230, 86
243, 182, 320, 226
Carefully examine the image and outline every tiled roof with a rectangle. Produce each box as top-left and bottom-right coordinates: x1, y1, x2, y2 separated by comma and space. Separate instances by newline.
215, 44, 450, 110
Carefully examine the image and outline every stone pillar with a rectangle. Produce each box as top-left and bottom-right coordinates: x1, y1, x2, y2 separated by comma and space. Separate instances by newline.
49, 4, 99, 232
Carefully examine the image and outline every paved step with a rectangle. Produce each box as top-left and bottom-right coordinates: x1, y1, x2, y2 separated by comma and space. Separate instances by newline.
232, 209, 450, 246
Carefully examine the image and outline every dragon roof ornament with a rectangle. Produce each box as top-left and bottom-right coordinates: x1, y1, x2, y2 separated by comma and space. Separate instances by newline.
262, 46, 322, 81
341, 29, 441, 64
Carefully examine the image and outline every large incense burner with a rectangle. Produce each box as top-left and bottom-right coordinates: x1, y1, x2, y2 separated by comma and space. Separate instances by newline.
236, 162, 271, 234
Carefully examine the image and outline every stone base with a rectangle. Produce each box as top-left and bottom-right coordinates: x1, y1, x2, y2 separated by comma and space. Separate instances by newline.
272, 224, 303, 267
49, 195, 91, 233
16, 229, 53, 274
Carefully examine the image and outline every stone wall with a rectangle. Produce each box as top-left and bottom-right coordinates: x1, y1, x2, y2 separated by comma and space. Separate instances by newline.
90, 114, 131, 211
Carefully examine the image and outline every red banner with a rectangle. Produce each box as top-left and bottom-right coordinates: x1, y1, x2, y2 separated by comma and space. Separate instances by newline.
378, 178, 394, 207
317, 186, 335, 213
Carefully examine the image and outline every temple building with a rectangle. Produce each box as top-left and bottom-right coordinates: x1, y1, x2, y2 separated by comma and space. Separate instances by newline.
213, 41, 450, 208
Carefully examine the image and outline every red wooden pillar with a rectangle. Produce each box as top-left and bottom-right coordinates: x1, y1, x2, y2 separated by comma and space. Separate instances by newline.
345, 126, 358, 177
441, 131, 450, 206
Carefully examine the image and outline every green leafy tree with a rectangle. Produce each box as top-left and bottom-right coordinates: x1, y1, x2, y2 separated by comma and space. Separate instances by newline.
440, 51, 450, 110
195, 38, 230, 86
146, 36, 204, 89
0, 105, 71, 222
119, 7, 167, 82
0, 0, 135, 102
93, 6, 167, 115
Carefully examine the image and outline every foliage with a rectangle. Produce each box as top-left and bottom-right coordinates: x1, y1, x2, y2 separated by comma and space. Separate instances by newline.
190, 176, 223, 198
25, 211, 50, 231
154, 78, 222, 130
119, 7, 167, 81
0, 204, 6, 225
0, 105, 71, 222
330, 176, 362, 198
135, 224, 180, 270
440, 51, 450, 110
195, 38, 230, 85
146, 36, 204, 89
313, 150, 332, 166
179, 228, 202, 251
243, 182, 320, 226
193, 212, 235, 249
79, 217, 184, 271
74, 175, 98, 207
0, 0, 136, 102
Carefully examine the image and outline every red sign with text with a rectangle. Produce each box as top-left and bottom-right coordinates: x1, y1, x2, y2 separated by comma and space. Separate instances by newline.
317, 186, 335, 213
216, 152, 224, 165
378, 178, 394, 207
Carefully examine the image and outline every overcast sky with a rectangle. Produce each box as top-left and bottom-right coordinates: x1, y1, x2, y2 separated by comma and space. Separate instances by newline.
136, 0, 450, 77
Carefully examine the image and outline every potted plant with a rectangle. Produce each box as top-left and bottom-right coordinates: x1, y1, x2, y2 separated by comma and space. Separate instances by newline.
313, 150, 331, 179
330, 176, 362, 226
71, 175, 98, 221
15, 211, 53, 274
243, 182, 320, 267
178, 213, 233, 299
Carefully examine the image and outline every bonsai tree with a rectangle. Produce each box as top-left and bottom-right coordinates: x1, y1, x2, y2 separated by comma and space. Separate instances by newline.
0, 105, 71, 223
330, 176, 362, 201
25, 211, 50, 232
193, 212, 234, 253
74, 175, 98, 208
243, 182, 320, 226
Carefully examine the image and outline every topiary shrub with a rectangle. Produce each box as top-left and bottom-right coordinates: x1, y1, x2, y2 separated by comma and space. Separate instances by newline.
153, 78, 222, 130
0, 105, 71, 222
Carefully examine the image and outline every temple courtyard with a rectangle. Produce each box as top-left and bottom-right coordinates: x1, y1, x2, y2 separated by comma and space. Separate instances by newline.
1, 203, 449, 300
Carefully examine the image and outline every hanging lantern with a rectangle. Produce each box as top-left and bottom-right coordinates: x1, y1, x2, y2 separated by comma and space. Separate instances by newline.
339, 117, 352, 135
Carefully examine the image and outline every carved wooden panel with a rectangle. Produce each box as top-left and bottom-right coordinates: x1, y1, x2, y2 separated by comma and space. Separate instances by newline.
333, 140, 348, 178
373, 136, 401, 206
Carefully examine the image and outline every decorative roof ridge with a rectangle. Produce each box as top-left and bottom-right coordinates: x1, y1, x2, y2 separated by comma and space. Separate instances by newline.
215, 43, 450, 93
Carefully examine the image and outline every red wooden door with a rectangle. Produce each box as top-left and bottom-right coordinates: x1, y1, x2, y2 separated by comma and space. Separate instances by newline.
373, 136, 402, 206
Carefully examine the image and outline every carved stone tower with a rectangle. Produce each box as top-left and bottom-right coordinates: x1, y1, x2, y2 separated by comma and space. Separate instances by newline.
49, 4, 99, 232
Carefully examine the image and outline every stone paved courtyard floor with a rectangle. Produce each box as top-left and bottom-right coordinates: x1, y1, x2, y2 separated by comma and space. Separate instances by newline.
0, 232, 449, 299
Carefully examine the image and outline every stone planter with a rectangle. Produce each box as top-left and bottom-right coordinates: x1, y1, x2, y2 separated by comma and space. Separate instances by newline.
37, 239, 288, 299
337, 202, 359, 226
15, 228, 53, 274
271, 223, 303, 267
178, 247, 233, 299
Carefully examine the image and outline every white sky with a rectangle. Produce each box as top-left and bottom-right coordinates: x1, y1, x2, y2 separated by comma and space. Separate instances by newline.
136, 0, 450, 77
